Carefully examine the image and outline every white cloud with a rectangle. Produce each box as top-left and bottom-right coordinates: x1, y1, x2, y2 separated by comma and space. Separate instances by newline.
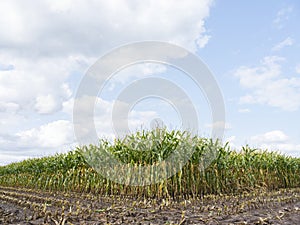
0, 0, 212, 56
0, 54, 82, 114
273, 6, 293, 29
46, 0, 73, 12
16, 120, 74, 149
235, 56, 284, 89
62, 98, 75, 116
71, 95, 162, 142
34, 94, 59, 114
235, 56, 300, 111
272, 37, 294, 51
239, 95, 255, 104
196, 35, 211, 48
0, 101, 19, 113
0, 154, 30, 166
257, 143, 300, 158
0, 0, 214, 165
73, 94, 190, 143
250, 130, 289, 144
109, 63, 167, 86
94, 97, 160, 138
249, 130, 300, 157
0, 0, 213, 115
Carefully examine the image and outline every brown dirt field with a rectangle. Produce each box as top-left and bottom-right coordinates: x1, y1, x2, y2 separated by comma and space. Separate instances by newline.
0, 186, 300, 224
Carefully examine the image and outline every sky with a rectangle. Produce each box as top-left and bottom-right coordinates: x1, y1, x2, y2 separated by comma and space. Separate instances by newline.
0, 0, 300, 165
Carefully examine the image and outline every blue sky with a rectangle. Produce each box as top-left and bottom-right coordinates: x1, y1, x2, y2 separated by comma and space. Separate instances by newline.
0, 0, 299, 165
203, 0, 300, 154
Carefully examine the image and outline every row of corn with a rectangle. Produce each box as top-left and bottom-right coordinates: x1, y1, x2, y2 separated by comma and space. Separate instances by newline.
0, 128, 300, 199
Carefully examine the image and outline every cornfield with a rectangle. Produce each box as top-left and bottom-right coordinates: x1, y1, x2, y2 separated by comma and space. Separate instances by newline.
1, 128, 300, 199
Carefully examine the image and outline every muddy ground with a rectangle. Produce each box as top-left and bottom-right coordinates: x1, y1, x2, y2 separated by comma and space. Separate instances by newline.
0, 186, 300, 224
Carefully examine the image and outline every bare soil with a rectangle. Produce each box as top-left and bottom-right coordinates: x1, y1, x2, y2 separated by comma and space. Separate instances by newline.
0, 186, 300, 224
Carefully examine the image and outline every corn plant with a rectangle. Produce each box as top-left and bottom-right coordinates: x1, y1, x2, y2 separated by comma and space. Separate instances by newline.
0, 128, 299, 199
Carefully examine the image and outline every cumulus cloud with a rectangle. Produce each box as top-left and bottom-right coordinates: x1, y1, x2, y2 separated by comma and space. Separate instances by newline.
0, 0, 212, 56
272, 37, 294, 51
250, 130, 300, 157
34, 94, 60, 114
0, 0, 214, 165
73, 96, 160, 142
0, 54, 82, 114
0, 0, 213, 116
250, 130, 289, 143
16, 120, 74, 149
234, 56, 300, 111
0, 119, 76, 166
0, 0, 213, 112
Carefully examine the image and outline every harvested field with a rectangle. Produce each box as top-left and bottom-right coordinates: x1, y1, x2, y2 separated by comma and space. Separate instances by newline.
1, 130, 300, 224
1, 186, 300, 224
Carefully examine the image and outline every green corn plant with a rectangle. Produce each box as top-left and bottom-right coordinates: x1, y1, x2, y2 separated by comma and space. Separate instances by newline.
0, 128, 300, 199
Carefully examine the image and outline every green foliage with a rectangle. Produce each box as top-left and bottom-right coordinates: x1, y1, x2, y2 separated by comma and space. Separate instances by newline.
0, 128, 300, 199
